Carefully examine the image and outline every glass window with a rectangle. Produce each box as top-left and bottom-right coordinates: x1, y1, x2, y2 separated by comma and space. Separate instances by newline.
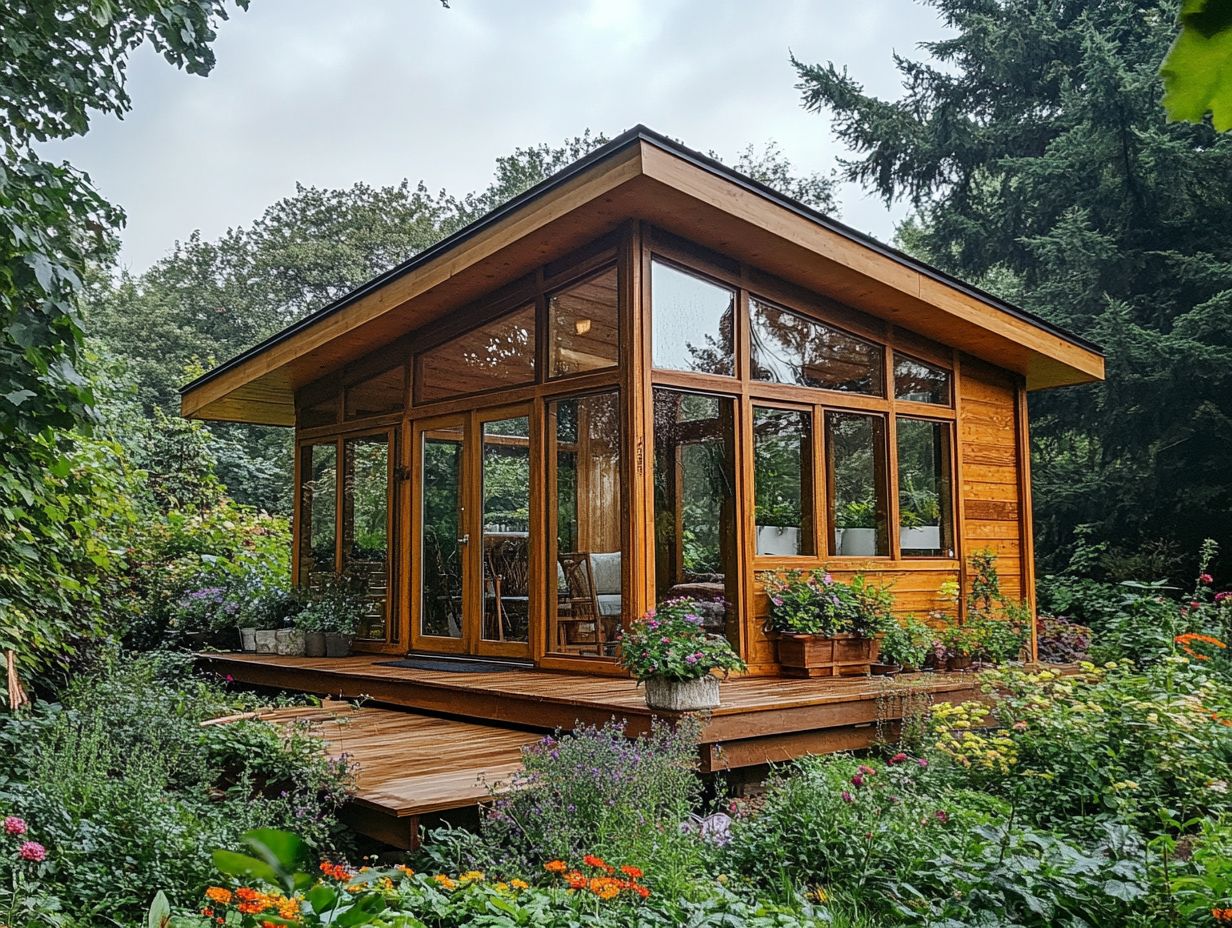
750, 298, 884, 395
897, 418, 955, 557
482, 416, 531, 644
299, 442, 338, 584
548, 266, 619, 377
299, 394, 337, 428
345, 366, 404, 419
652, 389, 738, 637
548, 391, 623, 659
651, 260, 735, 376
420, 425, 464, 639
753, 407, 814, 556
342, 435, 391, 640
416, 304, 536, 403
825, 411, 889, 556
895, 354, 951, 405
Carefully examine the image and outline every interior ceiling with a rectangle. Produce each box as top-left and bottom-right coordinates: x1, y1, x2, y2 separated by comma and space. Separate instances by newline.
181, 138, 1103, 427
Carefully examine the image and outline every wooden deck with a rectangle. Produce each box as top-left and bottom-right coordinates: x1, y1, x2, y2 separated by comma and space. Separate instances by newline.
201, 652, 983, 771
249, 703, 540, 849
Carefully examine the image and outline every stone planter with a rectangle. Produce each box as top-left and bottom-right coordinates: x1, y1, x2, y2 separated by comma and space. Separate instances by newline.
755, 525, 802, 556
838, 527, 878, 556
644, 675, 721, 712
324, 633, 353, 658
238, 627, 257, 652
304, 631, 327, 658
275, 628, 307, 657
773, 632, 881, 678
253, 629, 278, 654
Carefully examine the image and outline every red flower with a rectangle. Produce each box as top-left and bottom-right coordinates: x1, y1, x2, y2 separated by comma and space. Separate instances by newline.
3, 817, 27, 836
888, 752, 908, 765
619, 865, 644, 878
851, 773, 865, 788
1200, 573, 1214, 584
18, 841, 46, 862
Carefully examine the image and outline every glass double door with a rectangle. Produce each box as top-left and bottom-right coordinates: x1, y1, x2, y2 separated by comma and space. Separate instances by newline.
410, 405, 534, 659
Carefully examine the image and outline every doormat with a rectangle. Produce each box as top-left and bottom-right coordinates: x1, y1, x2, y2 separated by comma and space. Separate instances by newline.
376, 657, 527, 674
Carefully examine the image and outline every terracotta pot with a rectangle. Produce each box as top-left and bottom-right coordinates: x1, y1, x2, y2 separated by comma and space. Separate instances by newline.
644, 675, 721, 711
276, 628, 307, 657
773, 632, 881, 678
304, 631, 327, 657
238, 628, 257, 651
324, 633, 353, 658
253, 629, 278, 654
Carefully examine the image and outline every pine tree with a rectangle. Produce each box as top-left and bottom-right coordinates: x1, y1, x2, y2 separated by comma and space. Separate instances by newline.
794, 0, 1232, 575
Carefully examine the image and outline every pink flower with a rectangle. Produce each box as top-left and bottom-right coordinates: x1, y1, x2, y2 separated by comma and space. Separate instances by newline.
1216, 591, 1229, 602
888, 753, 908, 765
1190, 601, 1201, 610
851, 773, 865, 788
3, 817, 26, 836
917, 758, 929, 769
18, 841, 46, 862
934, 810, 950, 824
858, 764, 876, 776
1200, 573, 1213, 585
841, 790, 853, 803
225, 674, 234, 683
1012, 721, 1028, 732
685, 654, 699, 665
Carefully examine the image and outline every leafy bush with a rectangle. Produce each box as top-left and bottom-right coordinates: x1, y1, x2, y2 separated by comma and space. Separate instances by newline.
1036, 615, 1092, 663
879, 615, 933, 670
464, 719, 710, 894
761, 569, 892, 637
618, 598, 746, 680
0, 654, 351, 924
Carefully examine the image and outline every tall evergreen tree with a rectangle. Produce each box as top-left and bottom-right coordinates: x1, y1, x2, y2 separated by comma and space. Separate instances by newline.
794, 0, 1232, 575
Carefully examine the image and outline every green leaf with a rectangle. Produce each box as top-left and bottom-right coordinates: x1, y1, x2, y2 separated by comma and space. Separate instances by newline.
211, 849, 281, 885
242, 828, 306, 872
146, 890, 170, 928
307, 883, 338, 914
1161, 0, 1232, 130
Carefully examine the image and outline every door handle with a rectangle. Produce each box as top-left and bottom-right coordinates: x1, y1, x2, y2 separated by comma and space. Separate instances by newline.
457, 534, 470, 546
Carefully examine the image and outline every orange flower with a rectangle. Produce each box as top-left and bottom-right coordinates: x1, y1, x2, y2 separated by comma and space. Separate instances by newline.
635, 884, 651, 899
1213, 909, 1232, 924
433, 874, 457, 890
510, 878, 529, 890
236, 887, 259, 902
583, 854, 608, 869
544, 860, 568, 873
565, 870, 587, 890
205, 887, 232, 905
619, 865, 644, 879
238, 901, 264, 915
395, 864, 415, 878
1176, 633, 1228, 661
320, 861, 353, 881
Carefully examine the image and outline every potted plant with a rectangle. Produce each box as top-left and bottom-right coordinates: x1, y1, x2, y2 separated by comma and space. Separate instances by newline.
619, 598, 746, 711
761, 569, 891, 677
836, 499, 879, 556
878, 614, 933, 673
295, 607, 328, 657
937, 619, 979, 671
297, 574, 363, 658
171, 585, 237, 651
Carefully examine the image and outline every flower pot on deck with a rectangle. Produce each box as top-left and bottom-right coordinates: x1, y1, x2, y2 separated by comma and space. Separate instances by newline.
773, 632, 880, 679
276, 628, 307, 656
253, 629, 278, 654
324, 633, 353, 658
644, 675, 721, 712
239, 627, 257, 652
213, 628, 241, 651
304, 631, 327, 657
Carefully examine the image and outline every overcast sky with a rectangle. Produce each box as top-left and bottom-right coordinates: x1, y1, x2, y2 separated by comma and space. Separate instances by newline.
41, 0, 950, 274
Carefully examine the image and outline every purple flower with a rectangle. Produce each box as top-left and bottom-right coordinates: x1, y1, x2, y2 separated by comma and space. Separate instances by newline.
934, 810, 950, 824
841, 791, 853, 803
917, 758, 929, 769
851, 773, 865, 788
685, 654, 699, 665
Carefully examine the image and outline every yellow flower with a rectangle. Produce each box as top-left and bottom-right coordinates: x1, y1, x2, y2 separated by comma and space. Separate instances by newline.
807, 886, 829, 903
510, 879, 529, 890
459, 870, 485, 883
433, 875, 457, 890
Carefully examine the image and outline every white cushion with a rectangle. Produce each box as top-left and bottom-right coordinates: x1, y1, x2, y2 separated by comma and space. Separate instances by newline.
597, 593, 622, 616
589, 551, 622, 595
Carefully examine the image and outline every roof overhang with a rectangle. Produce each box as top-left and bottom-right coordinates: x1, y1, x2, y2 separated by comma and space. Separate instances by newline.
181, 126, 1104, 426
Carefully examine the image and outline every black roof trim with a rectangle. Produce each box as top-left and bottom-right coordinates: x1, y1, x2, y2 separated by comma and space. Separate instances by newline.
181, 125, 1101, 396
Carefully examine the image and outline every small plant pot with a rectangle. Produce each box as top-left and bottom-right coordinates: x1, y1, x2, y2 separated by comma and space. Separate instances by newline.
304, 631, 327, 658
239, 627, 258, 651
276, 628, 307, 657
644, 675, 721, 711
870, 662, 901, 676
947, 654, 974, 672
324, 633, 353, 658
253, 629, 278, 654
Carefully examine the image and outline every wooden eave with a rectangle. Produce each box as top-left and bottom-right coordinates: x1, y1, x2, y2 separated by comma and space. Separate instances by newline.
180, 127, 1105, 426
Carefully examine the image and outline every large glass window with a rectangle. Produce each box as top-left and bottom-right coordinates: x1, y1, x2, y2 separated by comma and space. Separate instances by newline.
299, 442, 338, 584
420, 426, 464, 639
299, 395, 337, 428
825, 411, 889, 556
345, 366, 404, 419
753, 407, 814, 557
548, 266, 619, 377
751, 298, 884, 395
342, 435, 391, 640
416, 304, 536, 403
482, 416, 532, 644
895, 354, 951, 405
548, 391, 623, 658
651, 260, 735, 376
652, 389, 738, 637
897, 418, 955, 557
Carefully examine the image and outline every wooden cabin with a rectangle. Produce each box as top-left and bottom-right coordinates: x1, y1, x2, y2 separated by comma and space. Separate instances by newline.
182, 126, 1104, 679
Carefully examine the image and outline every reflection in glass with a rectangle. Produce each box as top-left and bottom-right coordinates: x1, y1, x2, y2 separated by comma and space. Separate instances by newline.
652, 389, 738, 637
548, 391, 623, 659
750, 298, 884, 395
300, 443, 338, 584
651, 261, 735, 376
345, 366, 404, 419
894, 355, 951, 405
482, 416, 531, 643
897, 418, 954, 557
825, 412, 889, 556
548, 266, 619, 377
420, 428, 464, 639
417, 304, 536, 403
753, 407, 814, 556
300, 395, 338, 428
343, 435, 390, 640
